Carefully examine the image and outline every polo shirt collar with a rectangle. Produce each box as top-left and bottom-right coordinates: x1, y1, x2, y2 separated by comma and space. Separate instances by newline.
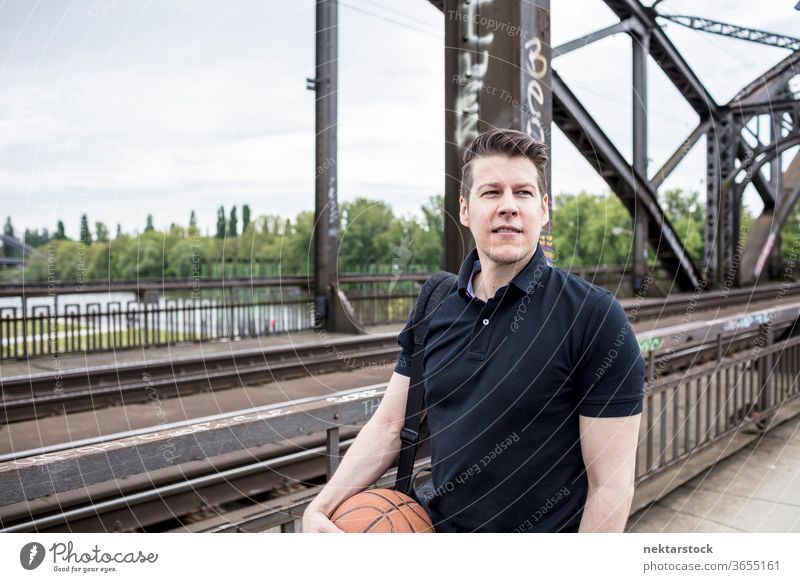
457, 243, 550, 300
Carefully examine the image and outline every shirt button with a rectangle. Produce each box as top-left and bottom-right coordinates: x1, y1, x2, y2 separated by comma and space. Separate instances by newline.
482, 318, 489, 325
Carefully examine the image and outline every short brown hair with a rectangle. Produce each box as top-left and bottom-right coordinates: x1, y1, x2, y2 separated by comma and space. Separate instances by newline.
460, 128, 549, 201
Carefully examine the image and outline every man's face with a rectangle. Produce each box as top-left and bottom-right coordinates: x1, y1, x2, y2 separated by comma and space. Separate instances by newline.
459, 154, 549, 266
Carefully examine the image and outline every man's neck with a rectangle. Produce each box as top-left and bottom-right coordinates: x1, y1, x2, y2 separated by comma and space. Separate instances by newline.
472, 246, 537, 301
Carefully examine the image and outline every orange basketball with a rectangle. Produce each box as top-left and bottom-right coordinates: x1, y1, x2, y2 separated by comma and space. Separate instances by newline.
330, 488, 435, 533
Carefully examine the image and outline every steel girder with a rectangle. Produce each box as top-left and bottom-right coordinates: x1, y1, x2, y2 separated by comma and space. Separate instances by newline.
736, 134, 800, 283
603, 0, 718, 117
729, 51, 800, 284
429, 0, 796, 289
650, 120, 709, 190
552, 71, 702, 290
729, 50, 800, 106
705, 113, 739, 286
731, 133, 800, 284
661, 15, 800, 52
430, 0, 702, 289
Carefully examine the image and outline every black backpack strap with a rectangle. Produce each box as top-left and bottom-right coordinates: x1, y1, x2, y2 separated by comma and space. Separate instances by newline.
395, 271, 457, 495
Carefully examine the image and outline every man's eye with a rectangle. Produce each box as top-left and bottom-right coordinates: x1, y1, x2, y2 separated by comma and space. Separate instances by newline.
483, 190, 499, 196
516, 190, 533, 196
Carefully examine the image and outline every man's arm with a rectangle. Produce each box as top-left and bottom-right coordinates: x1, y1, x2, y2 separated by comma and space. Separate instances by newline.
302, 371, 411, 532
577, 413, 641, 533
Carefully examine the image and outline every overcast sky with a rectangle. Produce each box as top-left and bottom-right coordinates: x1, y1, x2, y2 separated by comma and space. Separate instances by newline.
1, 0, 798, 238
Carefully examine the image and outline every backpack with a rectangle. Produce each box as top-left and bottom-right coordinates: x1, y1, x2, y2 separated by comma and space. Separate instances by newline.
394, 271, 458, 498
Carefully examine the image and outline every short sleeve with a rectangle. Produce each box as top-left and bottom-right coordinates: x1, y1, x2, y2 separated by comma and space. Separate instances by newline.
576, 292, 645, 417
393, 306, 415, 377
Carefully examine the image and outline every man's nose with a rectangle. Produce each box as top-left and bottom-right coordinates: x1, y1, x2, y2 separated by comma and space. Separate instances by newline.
497, 190, 519, 215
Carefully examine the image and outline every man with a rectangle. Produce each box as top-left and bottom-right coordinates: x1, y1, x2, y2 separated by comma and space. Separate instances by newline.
303, 128, 644, 533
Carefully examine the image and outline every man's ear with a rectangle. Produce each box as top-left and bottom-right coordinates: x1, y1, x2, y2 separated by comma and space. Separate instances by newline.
459, 195, 470, 228
540, 193, 550, 228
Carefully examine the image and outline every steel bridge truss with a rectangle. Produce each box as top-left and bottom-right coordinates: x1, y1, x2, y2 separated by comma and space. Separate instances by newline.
430, 0, 800, 292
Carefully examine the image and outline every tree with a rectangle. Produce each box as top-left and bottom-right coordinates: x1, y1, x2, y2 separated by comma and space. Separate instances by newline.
24, 228, 51, 247
242, 204, 251, 231
280, 211, 315, 274
551, 192, 632, 267
657, 189, 704, 261
116, 224, 122, 239
408, 194, 444, 269
3, 217, 15, 258
79, 214, 92, 245
95, 222, 110, 243
55, 220, 67, 240
228, 206, 238, 237
117, 236, 165, 279
145, 214, 155, 232
338, 198, 397, 269
189, 210, 197, 228
4, 216, 14, 239
216, 206, 226, 239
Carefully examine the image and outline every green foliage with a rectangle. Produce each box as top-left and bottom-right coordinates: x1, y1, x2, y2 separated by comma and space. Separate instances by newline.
551, 192, 633, 267
79, 215, 92, 245
23, 239, 93, 281
55, 220, 67, 240
117, 233, 166, 279
228, 206, 238, 237
278, 210, 314, 274
145, 214, 155, 232
551, 189, 711, 268
3, 216, 18, 258
339, 198, 396, 268
781, 196, 800, 253
24, 228, 51, 247
4, 216, 14, 238
216, 206, 226, 239
95, 222, 110, 243
658, 188, 704, 261
242, 205, 251, 231
6, 191, 714, 281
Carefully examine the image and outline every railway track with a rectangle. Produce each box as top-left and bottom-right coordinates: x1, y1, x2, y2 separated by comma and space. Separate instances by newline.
620, 280, 800, 322
0, 334, 400, 424
2, 284, 797, 424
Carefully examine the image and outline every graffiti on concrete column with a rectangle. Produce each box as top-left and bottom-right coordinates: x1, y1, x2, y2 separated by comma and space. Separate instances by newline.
455, 0, 494, 147
523, 36, 548, 142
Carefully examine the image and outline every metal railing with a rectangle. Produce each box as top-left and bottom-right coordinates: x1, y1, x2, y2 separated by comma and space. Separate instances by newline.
0, 276, 424, 360
4, 309, 796, 531
638, 325, 799, 480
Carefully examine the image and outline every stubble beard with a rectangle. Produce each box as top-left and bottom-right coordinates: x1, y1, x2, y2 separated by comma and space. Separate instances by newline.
482, 240, 537, 267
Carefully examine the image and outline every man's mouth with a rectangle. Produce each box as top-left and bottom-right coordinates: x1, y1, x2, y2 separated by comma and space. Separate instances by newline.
492, 226, 522, 234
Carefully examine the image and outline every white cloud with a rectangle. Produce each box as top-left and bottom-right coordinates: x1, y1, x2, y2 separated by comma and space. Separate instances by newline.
0, 0, 797, 237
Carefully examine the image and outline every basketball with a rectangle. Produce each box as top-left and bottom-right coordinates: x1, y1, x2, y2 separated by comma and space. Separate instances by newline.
330, 488, 435, 533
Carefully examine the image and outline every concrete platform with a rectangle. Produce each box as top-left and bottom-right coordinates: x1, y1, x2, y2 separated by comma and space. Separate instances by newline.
629, 410, 800, 533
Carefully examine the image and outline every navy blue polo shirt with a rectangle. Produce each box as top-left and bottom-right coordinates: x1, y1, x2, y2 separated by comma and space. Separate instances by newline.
394, 243, 645, 533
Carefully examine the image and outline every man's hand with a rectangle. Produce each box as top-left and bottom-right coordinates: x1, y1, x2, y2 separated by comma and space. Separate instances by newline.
299, 372, 410, 533
301, 504, 344, 533
578, 413, 641, 532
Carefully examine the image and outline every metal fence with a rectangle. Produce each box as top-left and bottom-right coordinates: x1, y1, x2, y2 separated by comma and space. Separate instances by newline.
0, 277, 423, 360
637, 327, 800, 480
